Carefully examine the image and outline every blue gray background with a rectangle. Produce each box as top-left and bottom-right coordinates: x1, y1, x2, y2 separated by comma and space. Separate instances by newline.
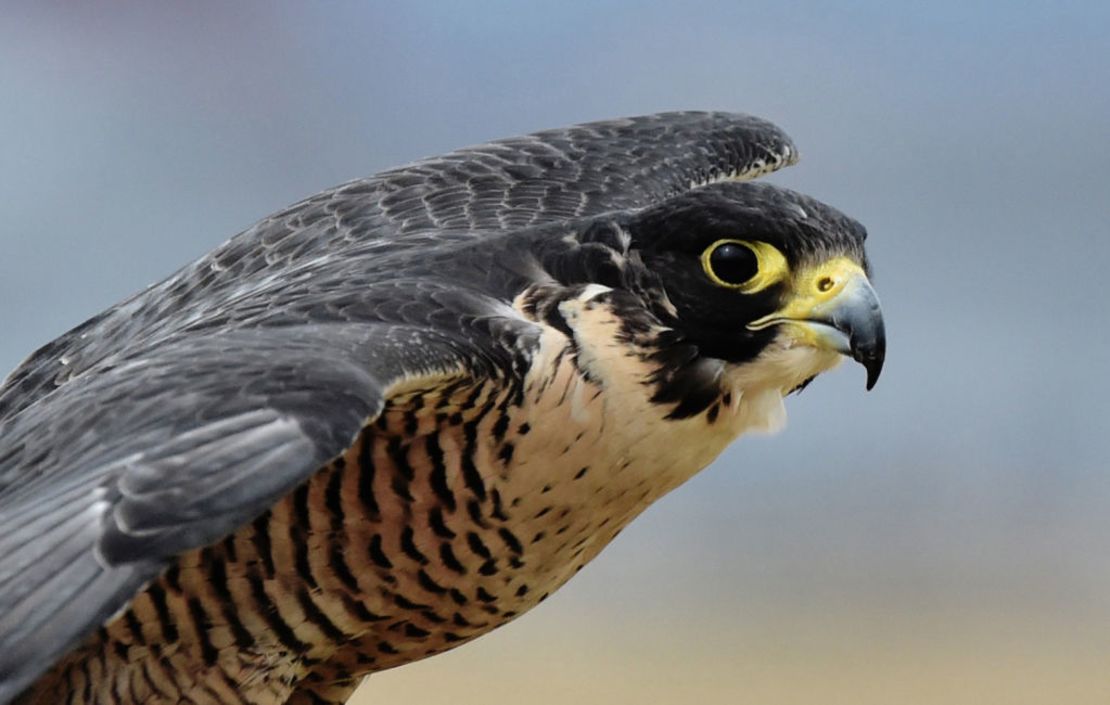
2, 3, 1108, 703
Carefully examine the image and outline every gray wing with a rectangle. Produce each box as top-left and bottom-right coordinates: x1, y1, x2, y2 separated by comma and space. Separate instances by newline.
362, 109, 796, 233
0, 110, 795, 702
0, 318, 521, 703
0, 111, 795, 423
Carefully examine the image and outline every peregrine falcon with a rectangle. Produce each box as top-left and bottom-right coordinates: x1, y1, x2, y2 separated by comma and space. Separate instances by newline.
0, 112, 884, 705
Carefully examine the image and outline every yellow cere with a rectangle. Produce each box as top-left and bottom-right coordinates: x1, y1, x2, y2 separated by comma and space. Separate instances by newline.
785, 256, 867, 313
747, 256, 869, 344
700, 239, 789, 293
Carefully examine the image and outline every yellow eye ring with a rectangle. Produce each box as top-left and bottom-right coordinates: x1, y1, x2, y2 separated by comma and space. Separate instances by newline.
700, 239, 789, 293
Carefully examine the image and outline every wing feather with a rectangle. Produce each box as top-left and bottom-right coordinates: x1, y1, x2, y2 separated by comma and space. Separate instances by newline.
0, 110, 796, 702
0, 112, 795, 423
0, 322, 497, 703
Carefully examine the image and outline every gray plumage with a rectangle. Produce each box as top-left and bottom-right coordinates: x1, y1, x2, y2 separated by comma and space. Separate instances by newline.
0, 112, 881, 705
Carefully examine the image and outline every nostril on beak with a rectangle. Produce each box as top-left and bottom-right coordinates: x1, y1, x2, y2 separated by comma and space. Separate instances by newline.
817, 276, 835, 293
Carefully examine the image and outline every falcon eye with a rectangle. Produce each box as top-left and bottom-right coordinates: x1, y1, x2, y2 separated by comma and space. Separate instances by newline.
706, 242, 758, 286
700, 239, 787, 293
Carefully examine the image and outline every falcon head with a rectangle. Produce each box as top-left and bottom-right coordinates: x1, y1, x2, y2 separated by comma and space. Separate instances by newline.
524, 180, 885, 422
632, 181, 883, 380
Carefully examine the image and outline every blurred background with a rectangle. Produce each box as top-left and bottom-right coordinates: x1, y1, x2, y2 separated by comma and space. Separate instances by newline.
2, 2, 1108, 703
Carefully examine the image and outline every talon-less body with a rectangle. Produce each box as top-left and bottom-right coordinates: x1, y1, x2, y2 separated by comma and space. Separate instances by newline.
0, 112, 884, 704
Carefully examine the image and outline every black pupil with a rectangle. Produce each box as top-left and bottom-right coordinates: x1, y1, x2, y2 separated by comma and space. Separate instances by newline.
709, 243, 758, 285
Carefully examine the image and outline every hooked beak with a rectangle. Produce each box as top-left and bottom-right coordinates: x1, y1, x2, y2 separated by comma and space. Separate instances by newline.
748, 258, 886, 390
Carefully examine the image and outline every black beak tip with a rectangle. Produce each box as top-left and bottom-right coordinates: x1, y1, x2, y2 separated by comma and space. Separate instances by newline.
864, 362, 882, 391
857, 347, 885, 391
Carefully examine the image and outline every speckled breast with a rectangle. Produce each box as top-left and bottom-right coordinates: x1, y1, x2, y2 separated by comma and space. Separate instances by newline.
28, 292, 749, 705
